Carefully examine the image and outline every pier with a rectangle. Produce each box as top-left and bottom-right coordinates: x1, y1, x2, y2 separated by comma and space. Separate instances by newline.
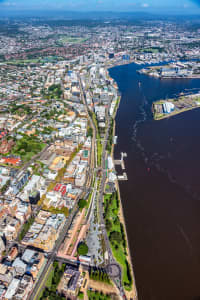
114, 152, 128, 180
117, 172, 128, 181
114, 152, 127, 170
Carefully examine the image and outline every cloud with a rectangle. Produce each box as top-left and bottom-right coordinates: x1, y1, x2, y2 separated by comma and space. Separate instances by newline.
141, 3, 149, 8
2, 2, 16, 6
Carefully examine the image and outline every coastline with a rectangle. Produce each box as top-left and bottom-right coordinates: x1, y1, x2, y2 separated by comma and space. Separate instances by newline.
140, 71, 200, 79
153, 105, 200, 120
153, 94, 200, 121
107, 63, 138, 299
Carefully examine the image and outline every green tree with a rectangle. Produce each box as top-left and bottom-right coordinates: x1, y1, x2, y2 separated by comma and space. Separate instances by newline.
78, 199, 87, 209
105, 219, 112, 232
87, 127, 93, 138
109, 231, 122, 244
78, 291, 84, 299
77, 242, 88, 256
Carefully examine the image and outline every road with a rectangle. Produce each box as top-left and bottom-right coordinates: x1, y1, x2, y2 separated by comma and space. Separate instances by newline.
29, 204, 79, 300
29, 75, 125, 300
79, 75, 126, 298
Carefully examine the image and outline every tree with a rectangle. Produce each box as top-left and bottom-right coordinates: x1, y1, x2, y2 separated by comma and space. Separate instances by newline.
87, 127, 93, 138
78, 199, 87, 209
114, 216, 120, 227
105, 219, 112, 232
77, 242, 88, 256
109, 231, 122, 244
78, 291, 84, 299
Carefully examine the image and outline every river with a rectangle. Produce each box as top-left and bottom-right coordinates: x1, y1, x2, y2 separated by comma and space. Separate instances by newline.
109, 62, 200, 300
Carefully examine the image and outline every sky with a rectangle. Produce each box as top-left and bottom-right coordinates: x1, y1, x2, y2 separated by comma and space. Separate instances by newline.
0, 0, 200, 14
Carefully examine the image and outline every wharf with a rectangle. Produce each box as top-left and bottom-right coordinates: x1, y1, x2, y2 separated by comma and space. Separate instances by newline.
114, 152, 127, 170
117, 173, 128, 181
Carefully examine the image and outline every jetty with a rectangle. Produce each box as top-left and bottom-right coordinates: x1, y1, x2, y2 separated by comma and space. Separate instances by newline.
117, 173, 128, 181
114, 152, 127, 170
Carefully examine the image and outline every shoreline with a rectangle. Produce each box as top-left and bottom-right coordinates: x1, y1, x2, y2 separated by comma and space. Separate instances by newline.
107, 63, 138, 299
153, 105, 200, 120
139, 70, 200, 79
153, 95, 200, 121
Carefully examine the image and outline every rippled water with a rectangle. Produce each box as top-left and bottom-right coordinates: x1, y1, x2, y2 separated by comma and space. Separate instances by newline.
109, 63, 200, 300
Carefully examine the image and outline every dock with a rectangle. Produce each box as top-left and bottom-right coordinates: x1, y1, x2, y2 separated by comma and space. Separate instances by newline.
114, 152, 128, 180
117, 173, 128, 181
114, 152, 127, 170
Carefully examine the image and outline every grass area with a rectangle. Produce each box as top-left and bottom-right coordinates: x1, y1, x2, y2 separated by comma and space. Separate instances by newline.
86, 191, 93, 209
87, 290, 111, 300
6, 58, 40, 65
39, 261, 66, 300
59, 36, 87, 44
104, 193, 132, 290
113, 97, 120, 116
10, 134, 46, 162
90, 111, 103, 166
89, 269, 111, 284
19, 216, 35, 241
97, 139, 103, 166
5, 56, 61, 65
142, 48, 159, 53
42, 84, 63, 100
106, 118, 114, 154
78, 291, 84, 299
42, 205, 69, 217
45, 268, 55, 288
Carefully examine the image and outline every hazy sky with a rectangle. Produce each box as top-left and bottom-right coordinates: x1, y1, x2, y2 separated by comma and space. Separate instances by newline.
0, 0, 200, 13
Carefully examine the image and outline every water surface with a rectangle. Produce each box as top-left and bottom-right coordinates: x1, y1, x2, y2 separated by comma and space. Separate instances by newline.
109, 63, 200, 300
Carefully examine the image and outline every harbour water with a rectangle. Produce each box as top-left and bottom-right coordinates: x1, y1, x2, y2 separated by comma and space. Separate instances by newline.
109, 63, 200, 300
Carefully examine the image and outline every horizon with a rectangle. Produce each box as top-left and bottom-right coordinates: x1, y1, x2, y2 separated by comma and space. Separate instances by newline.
0, 0, 200, 15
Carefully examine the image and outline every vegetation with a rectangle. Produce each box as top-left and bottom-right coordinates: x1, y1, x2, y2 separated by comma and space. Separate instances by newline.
78, 291, 84, 299
87, 127, 93, 138
19, 216, 35, 241
11, 134, 46, 162
58, 36, 87, 45
87, 290, 111, 300
0, 179, 10, 193
39, 261, 66, 300
37, 194, 46, 206
97, 140, 103, 166
104, 192, 132, 290
89, 111, 102, 166
77, 242, 88, 256
78, 199, 87, 209
106, 118, 114, 154
42, 205, 69, 217
42, 126, 56, 134
42, 84, 63, 100
86, 190, 93, 209
9, 103, 32, 115
89, 269, 111, 284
